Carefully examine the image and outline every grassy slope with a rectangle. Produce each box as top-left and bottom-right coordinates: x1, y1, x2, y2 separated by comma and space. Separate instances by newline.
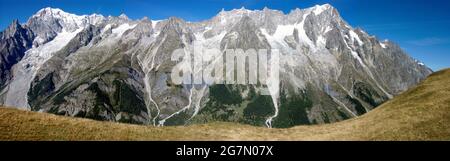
1, 69, 449, 141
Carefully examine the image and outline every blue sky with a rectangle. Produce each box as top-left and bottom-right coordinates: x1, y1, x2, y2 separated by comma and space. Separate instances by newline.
0, 0, 449, 71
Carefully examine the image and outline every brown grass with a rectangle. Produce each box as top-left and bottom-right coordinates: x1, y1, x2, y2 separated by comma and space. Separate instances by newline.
1, 69, 449, 141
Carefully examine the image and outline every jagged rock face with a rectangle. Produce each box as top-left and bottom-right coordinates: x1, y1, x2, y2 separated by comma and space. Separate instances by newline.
0, 20, 34, 89
0, 4, 432, 127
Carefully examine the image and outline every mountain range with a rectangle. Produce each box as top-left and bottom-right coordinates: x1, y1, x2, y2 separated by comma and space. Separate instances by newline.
0, 4, 432, 128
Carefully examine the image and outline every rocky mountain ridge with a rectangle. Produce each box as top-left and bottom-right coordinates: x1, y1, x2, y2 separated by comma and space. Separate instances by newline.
0, 4, 432, 128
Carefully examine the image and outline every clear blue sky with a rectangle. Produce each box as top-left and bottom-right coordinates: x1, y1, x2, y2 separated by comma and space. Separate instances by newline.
1, 0, 449, 71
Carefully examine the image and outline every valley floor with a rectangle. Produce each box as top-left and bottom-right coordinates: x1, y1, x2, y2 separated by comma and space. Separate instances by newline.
1, 69, 449, 141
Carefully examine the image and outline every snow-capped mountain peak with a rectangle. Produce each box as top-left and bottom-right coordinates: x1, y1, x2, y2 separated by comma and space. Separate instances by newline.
30, 7, 106, 29
32, 7, 66, 17
118, 13, 129, 20
30, 7, 85, 26
313, 4, 332, 15
26, 7, 106, 46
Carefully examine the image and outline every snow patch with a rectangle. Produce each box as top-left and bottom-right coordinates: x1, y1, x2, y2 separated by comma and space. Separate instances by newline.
261, 10, 315, 50
415, 59, 425, 66
324, 26, 332, 34
220, 16, 227, 25
317, 36, 326, 46
380, 42, 387, 48
112, 23, 137, 37
101, 24, 112, 34
313, 4, 330, 15
204, 26, 212, 31
195, 31, 226, 48
151, 20, 162, 29
349, 30, 364, 45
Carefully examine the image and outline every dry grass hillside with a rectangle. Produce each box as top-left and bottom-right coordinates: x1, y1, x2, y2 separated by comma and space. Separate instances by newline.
1, 69, 449, 141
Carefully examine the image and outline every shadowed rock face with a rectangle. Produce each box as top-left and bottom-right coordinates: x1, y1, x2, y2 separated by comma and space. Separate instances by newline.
0, 20, 34, 89
0, 5, 432, 127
